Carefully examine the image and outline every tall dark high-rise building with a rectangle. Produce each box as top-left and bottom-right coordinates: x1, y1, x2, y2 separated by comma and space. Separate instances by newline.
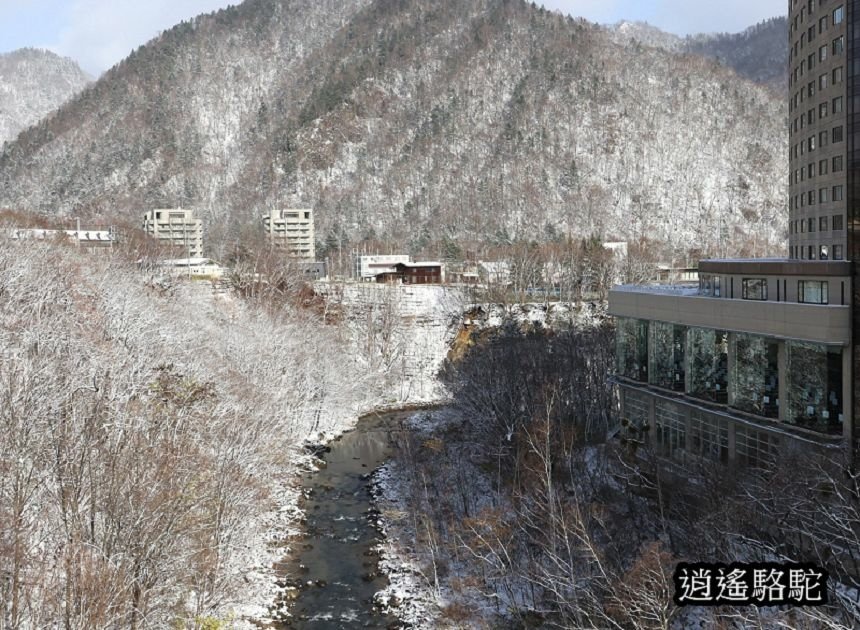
607, 1, 857, 468
788, 0, 847, 262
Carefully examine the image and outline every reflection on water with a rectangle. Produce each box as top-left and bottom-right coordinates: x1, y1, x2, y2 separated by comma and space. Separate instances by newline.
277, 412, 413, 629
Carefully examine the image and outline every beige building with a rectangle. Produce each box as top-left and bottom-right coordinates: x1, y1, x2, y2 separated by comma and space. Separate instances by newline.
143, 209, 203, 258
262, 209, 315, 259
610, 260, 854, 467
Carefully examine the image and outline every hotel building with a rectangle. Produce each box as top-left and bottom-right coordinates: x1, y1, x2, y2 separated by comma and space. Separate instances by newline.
262, 209, 315, 260
609, 0, 858, 467
142, 208, 204, 258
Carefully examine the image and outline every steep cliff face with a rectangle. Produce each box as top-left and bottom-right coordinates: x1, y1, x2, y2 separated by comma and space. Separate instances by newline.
0, 48, 92, 146
0, 0, 787, 257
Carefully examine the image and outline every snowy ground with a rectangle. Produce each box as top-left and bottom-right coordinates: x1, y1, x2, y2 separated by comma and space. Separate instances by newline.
370, 408, 506, 629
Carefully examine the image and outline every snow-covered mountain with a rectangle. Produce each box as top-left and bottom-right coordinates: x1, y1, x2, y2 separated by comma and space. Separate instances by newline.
0, 0, 787, 258
609, 17, 787, 92
0, 48, 92, 146
607, 21, 684, 53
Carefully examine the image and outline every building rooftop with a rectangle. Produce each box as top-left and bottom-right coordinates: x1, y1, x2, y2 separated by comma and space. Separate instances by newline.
611, 283, 699, 296
699, 258, 851, 277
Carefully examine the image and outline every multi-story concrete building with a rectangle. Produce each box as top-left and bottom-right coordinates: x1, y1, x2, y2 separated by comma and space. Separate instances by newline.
608, 1, 858, 468
142, 209, 203, 258
262, 209, 315, 259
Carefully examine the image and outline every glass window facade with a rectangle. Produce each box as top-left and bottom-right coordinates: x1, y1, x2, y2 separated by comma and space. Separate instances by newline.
786, 341, 843, 433
615, 315, 846, 443
730, 334, 780, 419
649, 321, 687, 391
688, 328, 729, 404
616, 318, 649, 382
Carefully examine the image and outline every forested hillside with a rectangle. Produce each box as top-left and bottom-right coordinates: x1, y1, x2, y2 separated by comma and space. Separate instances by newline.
610, 17, 787, 93
0, 239, 374, 627
0, 0, 787, 259
0, 48, 91, 145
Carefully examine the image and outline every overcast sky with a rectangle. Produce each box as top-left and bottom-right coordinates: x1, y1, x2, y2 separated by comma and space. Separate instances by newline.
1, 0, 787, 76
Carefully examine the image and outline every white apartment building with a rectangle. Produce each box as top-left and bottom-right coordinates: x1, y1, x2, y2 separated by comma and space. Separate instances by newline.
262, 209, 315, 259
142, 209, 203, 258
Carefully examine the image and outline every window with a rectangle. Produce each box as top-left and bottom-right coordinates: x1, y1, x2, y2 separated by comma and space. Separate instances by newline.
834, 244, 844, 259
808, 108, 815, 125
833, 125, 844, 142
801, 218, 807, 232
808, 217, 816, 231
809, 26, 816, 42
690, 411, 729, 462
617, 318, 649, 382
820, 216, 829, 231
833, 155, 843, 171
742, 278, 768, 300
819, 245, 829, 260
809, 135, 816, 151
799, 280, 829, 303
833, 96, 844, 113
808, 81, 815, 97
730, 334, 779, 420
649, 322, 687, 392
820, 187, 829, 203
834, 66, 843, 83
834, 36, 845, 55
833, 214, 844, 230
786, 341, 843, 434
688, 328, 729, 404
833, 184, 844, 201
820, 158, 829, 175
809, 190, 817, 205
820, 73, 828, 90
808, 163, 816, 178
735, 427, 780, 468
834, 5, 845, 24
820, 16, 828, 33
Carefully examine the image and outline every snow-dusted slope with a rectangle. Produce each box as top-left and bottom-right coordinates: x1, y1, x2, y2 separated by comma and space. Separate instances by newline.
0, 0, 787, 258
0, 48, 91, 146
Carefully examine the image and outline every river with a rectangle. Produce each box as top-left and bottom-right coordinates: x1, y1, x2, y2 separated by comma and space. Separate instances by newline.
274, 409, 419, 629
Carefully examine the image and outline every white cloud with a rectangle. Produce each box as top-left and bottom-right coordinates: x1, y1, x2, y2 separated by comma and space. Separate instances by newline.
48, 0, 234, 75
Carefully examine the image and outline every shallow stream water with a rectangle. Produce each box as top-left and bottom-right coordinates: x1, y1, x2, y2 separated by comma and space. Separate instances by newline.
276, 410, 416, 629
